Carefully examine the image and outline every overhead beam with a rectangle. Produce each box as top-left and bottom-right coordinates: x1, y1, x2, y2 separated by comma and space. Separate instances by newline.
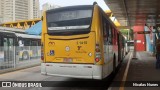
123, 0, 131, 28
0, 18, 41, 30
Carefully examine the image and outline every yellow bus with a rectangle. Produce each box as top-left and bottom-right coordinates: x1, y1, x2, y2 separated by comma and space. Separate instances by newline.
41, 3, 125, 79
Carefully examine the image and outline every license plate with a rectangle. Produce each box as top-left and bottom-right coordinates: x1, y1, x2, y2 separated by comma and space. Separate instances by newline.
63, 58, 73, 62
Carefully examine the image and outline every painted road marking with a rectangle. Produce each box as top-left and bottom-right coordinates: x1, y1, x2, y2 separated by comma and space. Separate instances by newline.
119, 52, 133, 90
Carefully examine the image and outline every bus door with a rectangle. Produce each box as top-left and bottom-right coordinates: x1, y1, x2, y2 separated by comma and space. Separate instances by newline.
3, 37, 15, 68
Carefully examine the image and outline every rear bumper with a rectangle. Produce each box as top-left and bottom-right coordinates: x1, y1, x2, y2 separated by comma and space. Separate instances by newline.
41, 63, 102, 80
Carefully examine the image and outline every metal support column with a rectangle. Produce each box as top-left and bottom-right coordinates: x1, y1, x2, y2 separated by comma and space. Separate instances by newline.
133, 32, 138, 59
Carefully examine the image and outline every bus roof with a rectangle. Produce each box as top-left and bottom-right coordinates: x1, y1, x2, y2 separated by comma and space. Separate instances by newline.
0, 29, 41, 39
15, 33, 41, 39
46, 5, 93, 13
0, 27, 25, 33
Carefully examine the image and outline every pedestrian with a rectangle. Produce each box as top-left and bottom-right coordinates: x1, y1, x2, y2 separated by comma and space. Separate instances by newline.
156, 39, 160, 69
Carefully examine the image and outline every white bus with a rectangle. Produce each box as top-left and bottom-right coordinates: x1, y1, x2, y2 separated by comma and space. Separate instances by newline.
0, 28, 41, 69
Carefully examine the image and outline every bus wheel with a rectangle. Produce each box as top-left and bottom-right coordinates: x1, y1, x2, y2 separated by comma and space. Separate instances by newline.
22, 52, 29, 60
113, 54, 116, 74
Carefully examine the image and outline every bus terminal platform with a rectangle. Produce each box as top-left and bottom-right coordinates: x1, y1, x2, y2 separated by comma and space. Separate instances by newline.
110, 51, 160, 90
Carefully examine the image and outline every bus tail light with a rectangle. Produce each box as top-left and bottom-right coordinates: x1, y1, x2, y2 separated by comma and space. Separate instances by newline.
95, 44, 101, 63
41, 55, 44, 60
95, 48, 100, 52
95, 58, 100, 62
41, 43, 44, 61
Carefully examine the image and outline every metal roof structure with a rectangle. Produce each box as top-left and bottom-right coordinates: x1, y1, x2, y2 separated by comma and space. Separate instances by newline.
25, 21, 42, 35
0, 18, 41, 29
104, 0, 160, 29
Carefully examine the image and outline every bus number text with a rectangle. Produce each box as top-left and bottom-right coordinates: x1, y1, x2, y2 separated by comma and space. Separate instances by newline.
77, 41, 87, 45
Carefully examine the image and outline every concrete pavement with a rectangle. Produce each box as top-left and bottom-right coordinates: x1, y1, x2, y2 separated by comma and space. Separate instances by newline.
111, 51, 160, 90
0, 51, 159, 90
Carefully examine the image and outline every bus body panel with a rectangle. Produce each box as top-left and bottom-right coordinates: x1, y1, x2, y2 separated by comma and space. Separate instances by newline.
102, 60, 112, 78
41, 63, 103, 79
44, 32, 95, 64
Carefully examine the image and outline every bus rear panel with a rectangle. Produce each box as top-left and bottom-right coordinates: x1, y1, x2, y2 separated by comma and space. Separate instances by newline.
41, 5, 103, 79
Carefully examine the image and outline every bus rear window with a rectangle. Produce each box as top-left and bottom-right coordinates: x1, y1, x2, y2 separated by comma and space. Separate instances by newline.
46, 6, 93, 35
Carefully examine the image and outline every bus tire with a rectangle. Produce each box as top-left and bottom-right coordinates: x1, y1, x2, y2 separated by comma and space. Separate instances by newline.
113, 54, 116, 74
22, 52, 29, 60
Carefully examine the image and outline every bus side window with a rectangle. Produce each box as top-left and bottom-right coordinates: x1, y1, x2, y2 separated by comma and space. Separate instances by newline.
23, 39, 31, 50
103, 20, 107, 45
0, 37, 2, 51
106, 23, 110, 45
108, 26, 113, 45
31, 40, 38, 46
113, 28, 117, 45
24, 39, 30, 46
38, 40, 41, 46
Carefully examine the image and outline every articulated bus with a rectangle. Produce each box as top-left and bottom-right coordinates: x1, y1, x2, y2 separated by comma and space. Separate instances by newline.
0, 29, 41, 69
41, 3, 126, 79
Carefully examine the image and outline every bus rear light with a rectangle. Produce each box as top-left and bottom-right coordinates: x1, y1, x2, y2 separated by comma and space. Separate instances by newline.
41, 56, 44, 60
95, 44, 101, 63
95, 48, 100, 52
41, 43, 44, 61
96, 44, 99, 47
95, 58, 100, 62
95, 44, 100, 52
41, 51, 44, 61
